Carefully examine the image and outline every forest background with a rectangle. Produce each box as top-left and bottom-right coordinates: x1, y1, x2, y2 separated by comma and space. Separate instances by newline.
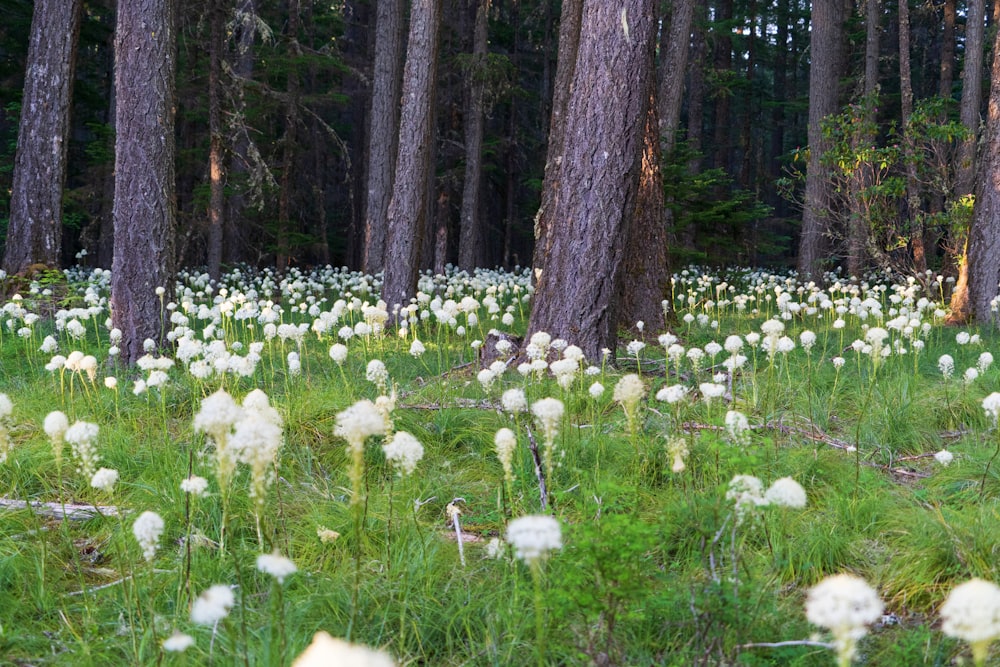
3, 0, 1000, 351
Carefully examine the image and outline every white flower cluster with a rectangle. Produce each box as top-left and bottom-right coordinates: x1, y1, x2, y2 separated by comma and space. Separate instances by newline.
381, 431, 424, 476
727, 474, 806, 524
0, 394, 12, 464
506, 515, 562, 566
190, 584, 236, 625
65, 420, 101, 479
941, 578, 1000, 664
291, 631, 396, 667
805, 573, 883, 665
256, 551, 298, 584
494, 428, 517, 483
132, 510, 165, 562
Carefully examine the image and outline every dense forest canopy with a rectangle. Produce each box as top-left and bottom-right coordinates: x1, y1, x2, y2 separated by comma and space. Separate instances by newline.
0, 0, 997, 290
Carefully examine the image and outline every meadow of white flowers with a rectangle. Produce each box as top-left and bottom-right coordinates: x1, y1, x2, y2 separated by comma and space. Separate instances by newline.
2, 263, 1000, 664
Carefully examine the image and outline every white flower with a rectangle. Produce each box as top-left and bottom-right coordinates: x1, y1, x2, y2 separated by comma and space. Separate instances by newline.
589, 382, 605, 399
162, 631, 195, 653
613, 374, 645, 409
726, 474, 766, 523
984, 393, 1000, 423
531, 398, 564, 444
65, 420, 100, 478
291, 631, 397, 667
965, 367, 979, 385
934, 450, 954, 466
409, 339, 425, 357
382, 431, 424, 476
656, 384, 688, 404
763, 477, 806, 508
832, 356, 846, 369
667, 436, 688, 473
181, 475, 210, 496
193, 389, 242, 443
940, 578, 1000, 663
939, 354, 955, 378
494, 428, 517, 483
44, 411, 69, 444
501, 388, 527, 414
90, 467, 119, 492
477, 368, 496, 390
366, 359, 389, 387
506, 515, 562, 565
957, 331, 971, 345
699, 382, 726, 403
335, 400, 386, 448
979, 352, 994, 374
190, 584, 236, 625
800, 330, 817, 352
329, 343, 348, 364
256, 551, 298, 584
626, 340, 646, 356
723, 335, 743, 355
132, 511, 165, 562
724, 410, 751, 447
805, 574, 883, 665
0, 394, 11, 420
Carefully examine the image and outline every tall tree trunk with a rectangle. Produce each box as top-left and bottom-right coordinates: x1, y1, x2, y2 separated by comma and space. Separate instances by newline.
502, 0, 520, 269
618, 82, 669, 334
363, 0, 405, 274
711, 0, 733, 172
224, 0, 257, 266
797, 0, 845, 280
457, 0, 490, 271
658, 0, 695, 152
276, 0, 302, 273
939, 0, 956, 100
770, 0, 789, 215
964, 23, 1000, 322
3, 0, 83, 274
949, 0, 987, 321
527, 0, 657, 360
112, 0, 177, 363
899, 0, 925, 272
382, 0, 441, 311
206, 0, 225, 280
846, 0, 880, 278
530, 0, 583, 283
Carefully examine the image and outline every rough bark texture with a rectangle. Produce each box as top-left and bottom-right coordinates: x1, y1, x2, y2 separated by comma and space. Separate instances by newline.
111, 0, 177, 364
949, 0, 987, 321
206, 0, 225, 280
899, 0, 925, 272
526, 0, 657, 360
381, 0, 441, 311
939, 0, 956, 100
657, 0, 694, 153
965, 25, 1000, 323
363, 0, 405, 274
530, 0, 583, 283
797, 0, 845, 281
276, 0, 302, 273
457, 0, 490, 271
618, 85, 669, 334
2, 0, 82, 274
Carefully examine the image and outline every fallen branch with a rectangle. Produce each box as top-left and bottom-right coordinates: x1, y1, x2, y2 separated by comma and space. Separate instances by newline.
525, 426, 548, 512
738, 639, 834, 650
0, 498, 120, 520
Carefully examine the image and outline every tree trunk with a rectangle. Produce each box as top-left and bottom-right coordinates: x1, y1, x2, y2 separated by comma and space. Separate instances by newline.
381, 0, 441, 311
657, 0, 694, 153
276, 0, 302, 273
526, 0, 657, 360
206, 0, 225, 280
846, 0, 880, 278
3, 0, 83, 274
965, 24, 1000, 323
949, 0, 987, 321
899, 0, 925, 272
939, 0, 956, 100
530, 0, 583, 283
797, 0, 845, 280
363, 0, 405, 274
711, 0, 733, 172
112, 0, 177, 364
618, 83, 669, 334
457, 0, 490, 271
224, 0, 257, 267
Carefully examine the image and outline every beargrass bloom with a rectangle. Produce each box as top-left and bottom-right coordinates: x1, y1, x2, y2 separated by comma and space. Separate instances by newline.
656, 384, 688, 404
984, 393, 1000, 424
190, 584, 236, 625
940, 578, 1000, 666
65, 420, 100, 479
763, 477, 807, 508
382, 431, 424, 476
666, 436, 688, 473
805, 573, 883, 667
257, 551, 298, 584
506, 515, 562, 566
181, 475, 210, 496
934, 450, 954, 466
291, 631, 396, 667
724, 410, 751, 447
162, 632, 195, 653
132, 510, 165, 562
90, 467, 119, 492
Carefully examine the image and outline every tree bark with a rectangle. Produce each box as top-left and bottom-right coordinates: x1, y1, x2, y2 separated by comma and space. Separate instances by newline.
657, 0, 694, 153
363, 0, 405, 274
457, 0, 490, 271
530, 0, 583, 284
711, 0, 733, 172
899, 0, 925, 272
797, 0, 845, 281
111, 0, 177, 364
939, 0, 956, 100
381, 0, 441, 311
527, 0, 657, 360
276, 0, 302, 273
206, 0, 225, 280
949, 0, 987, 321
2, 0, 83, 274
965, 24, 1000, 323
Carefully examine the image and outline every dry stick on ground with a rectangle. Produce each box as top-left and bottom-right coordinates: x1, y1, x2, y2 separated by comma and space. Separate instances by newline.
0, 498, 121, 520
525, 426, 548, 512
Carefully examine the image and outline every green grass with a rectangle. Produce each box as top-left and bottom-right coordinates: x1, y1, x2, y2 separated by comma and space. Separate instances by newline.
1, 265, 1000, 665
